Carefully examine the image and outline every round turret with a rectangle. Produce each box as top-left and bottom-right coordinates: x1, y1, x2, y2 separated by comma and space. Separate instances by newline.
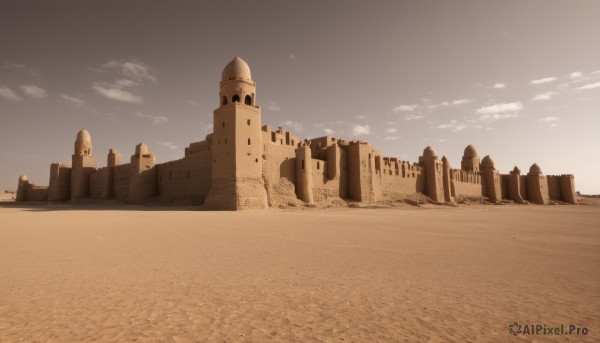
74, 129, 92, 156
481, 155, 495, 170
463, 144, 479, 159
529, 163, 542, 175
441, 155, 451, 169
19, 175, 28, 182
221, 56, 252, 82
423, 146, 437, 159
512, 166, 521, 174
135, 142, 149, 155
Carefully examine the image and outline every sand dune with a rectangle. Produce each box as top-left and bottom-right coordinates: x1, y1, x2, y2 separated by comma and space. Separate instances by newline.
0, 203, 598, 342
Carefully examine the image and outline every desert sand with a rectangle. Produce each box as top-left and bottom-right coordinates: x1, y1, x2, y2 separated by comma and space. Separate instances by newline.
0, 201, 598, 342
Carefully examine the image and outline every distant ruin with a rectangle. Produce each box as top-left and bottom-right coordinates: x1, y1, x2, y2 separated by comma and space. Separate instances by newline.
15, 57, 577, 209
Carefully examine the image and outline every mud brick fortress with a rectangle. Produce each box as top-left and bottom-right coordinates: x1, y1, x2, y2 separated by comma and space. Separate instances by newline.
16, 57, 577, 209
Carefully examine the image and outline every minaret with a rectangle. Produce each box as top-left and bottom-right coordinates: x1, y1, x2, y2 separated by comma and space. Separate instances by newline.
71, 129, 97, 200
203, 57, 268, 210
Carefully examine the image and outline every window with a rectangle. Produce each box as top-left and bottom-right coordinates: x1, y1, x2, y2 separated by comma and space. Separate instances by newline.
317, 161, 320, 170
232, 95, 240, 102
244, 95, 251, 105
222, 96, 227, 106
222, 122, 225, 128
248, 138, 251, 145
247, 119, 251, 126
302, 160, 305, 170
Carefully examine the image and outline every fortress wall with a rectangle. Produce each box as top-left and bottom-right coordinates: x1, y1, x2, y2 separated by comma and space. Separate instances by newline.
527, 175, 549, 204
560, 175, 576, 204
262, 140, 298, 206
25, 184, 48, 202
347, 143, 381, 202
507, 173, 524, 203
519, 175, 528, 200
546, 175, 562, 201
130, 167, 157, 202
48, 163, 71, 201
452, 180, 483, 197
112, 163, 131, 200
156, 151, 212, 202
89, 168, 108, 199
450, 169, 483, 197
501, 174, 510, 200
379, 162, 424, 196
310, 159, 340, 202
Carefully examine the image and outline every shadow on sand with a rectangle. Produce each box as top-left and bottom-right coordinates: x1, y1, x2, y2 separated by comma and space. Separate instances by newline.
0, 201, 204, 212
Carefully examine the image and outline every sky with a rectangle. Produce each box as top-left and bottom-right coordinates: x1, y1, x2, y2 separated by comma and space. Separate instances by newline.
1, 0, 599, 193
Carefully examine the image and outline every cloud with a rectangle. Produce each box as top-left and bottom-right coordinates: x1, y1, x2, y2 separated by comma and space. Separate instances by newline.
393, 104, 417, 112
60, 94, 84, 105
493, 83, 506, 89
437, 120, 467, 132
530, 77, 557, 85
266, 101, 281, 111
404, 114, 425, 121
476, 102, 523, 115
289, 54, 296, 60
20, 85, 47, 98
577, 81, 600, 90
532, 91, 557, 101
355, 114, 368, 119
570, 71, 583, 79
323, 128, 335, 135
538, 117, 559, 127
451, 99, 474, 105
281, 120, 303, 132
187, 99, 199, 106
352, 125, 370, 136
385, 128, 397, 133
384, 136, 401, 141
114, 79, 139, 88
538, 116, 559, 123
0, 85, 22, 101
134, 111, 169, 124
93, 83, 143, 103
99, 59, 156, 83
2, 60, 26, 69
157, 141, 178, 150
479, 113, 518, 121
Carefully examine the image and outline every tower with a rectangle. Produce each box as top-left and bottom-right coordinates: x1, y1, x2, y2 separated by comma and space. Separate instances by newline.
203, 57, 268, 210
71, 129, 97, 200
419, 146, 445, 203
480, 155, 501, 201
461, 144, 480, 172
128, 143, 157, 202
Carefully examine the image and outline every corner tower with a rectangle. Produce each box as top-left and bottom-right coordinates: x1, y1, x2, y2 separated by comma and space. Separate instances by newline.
203, 57, 268, 210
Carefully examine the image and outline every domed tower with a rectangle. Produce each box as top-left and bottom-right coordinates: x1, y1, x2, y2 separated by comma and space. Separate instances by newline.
74, 129, 93, 156
480, 155, 501, 201
461, 144, 480, 172
204, 57, 268, 210
71, 129, 97, 200
219, 56, 256, 107
526, 163, 549, 204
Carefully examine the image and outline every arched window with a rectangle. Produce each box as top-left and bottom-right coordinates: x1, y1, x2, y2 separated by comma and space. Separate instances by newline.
222, 96, 228, 106
244, 95, 252, 105
232, 95, 240, 102
248, 138, 251, 145
247, 119, 251, 126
